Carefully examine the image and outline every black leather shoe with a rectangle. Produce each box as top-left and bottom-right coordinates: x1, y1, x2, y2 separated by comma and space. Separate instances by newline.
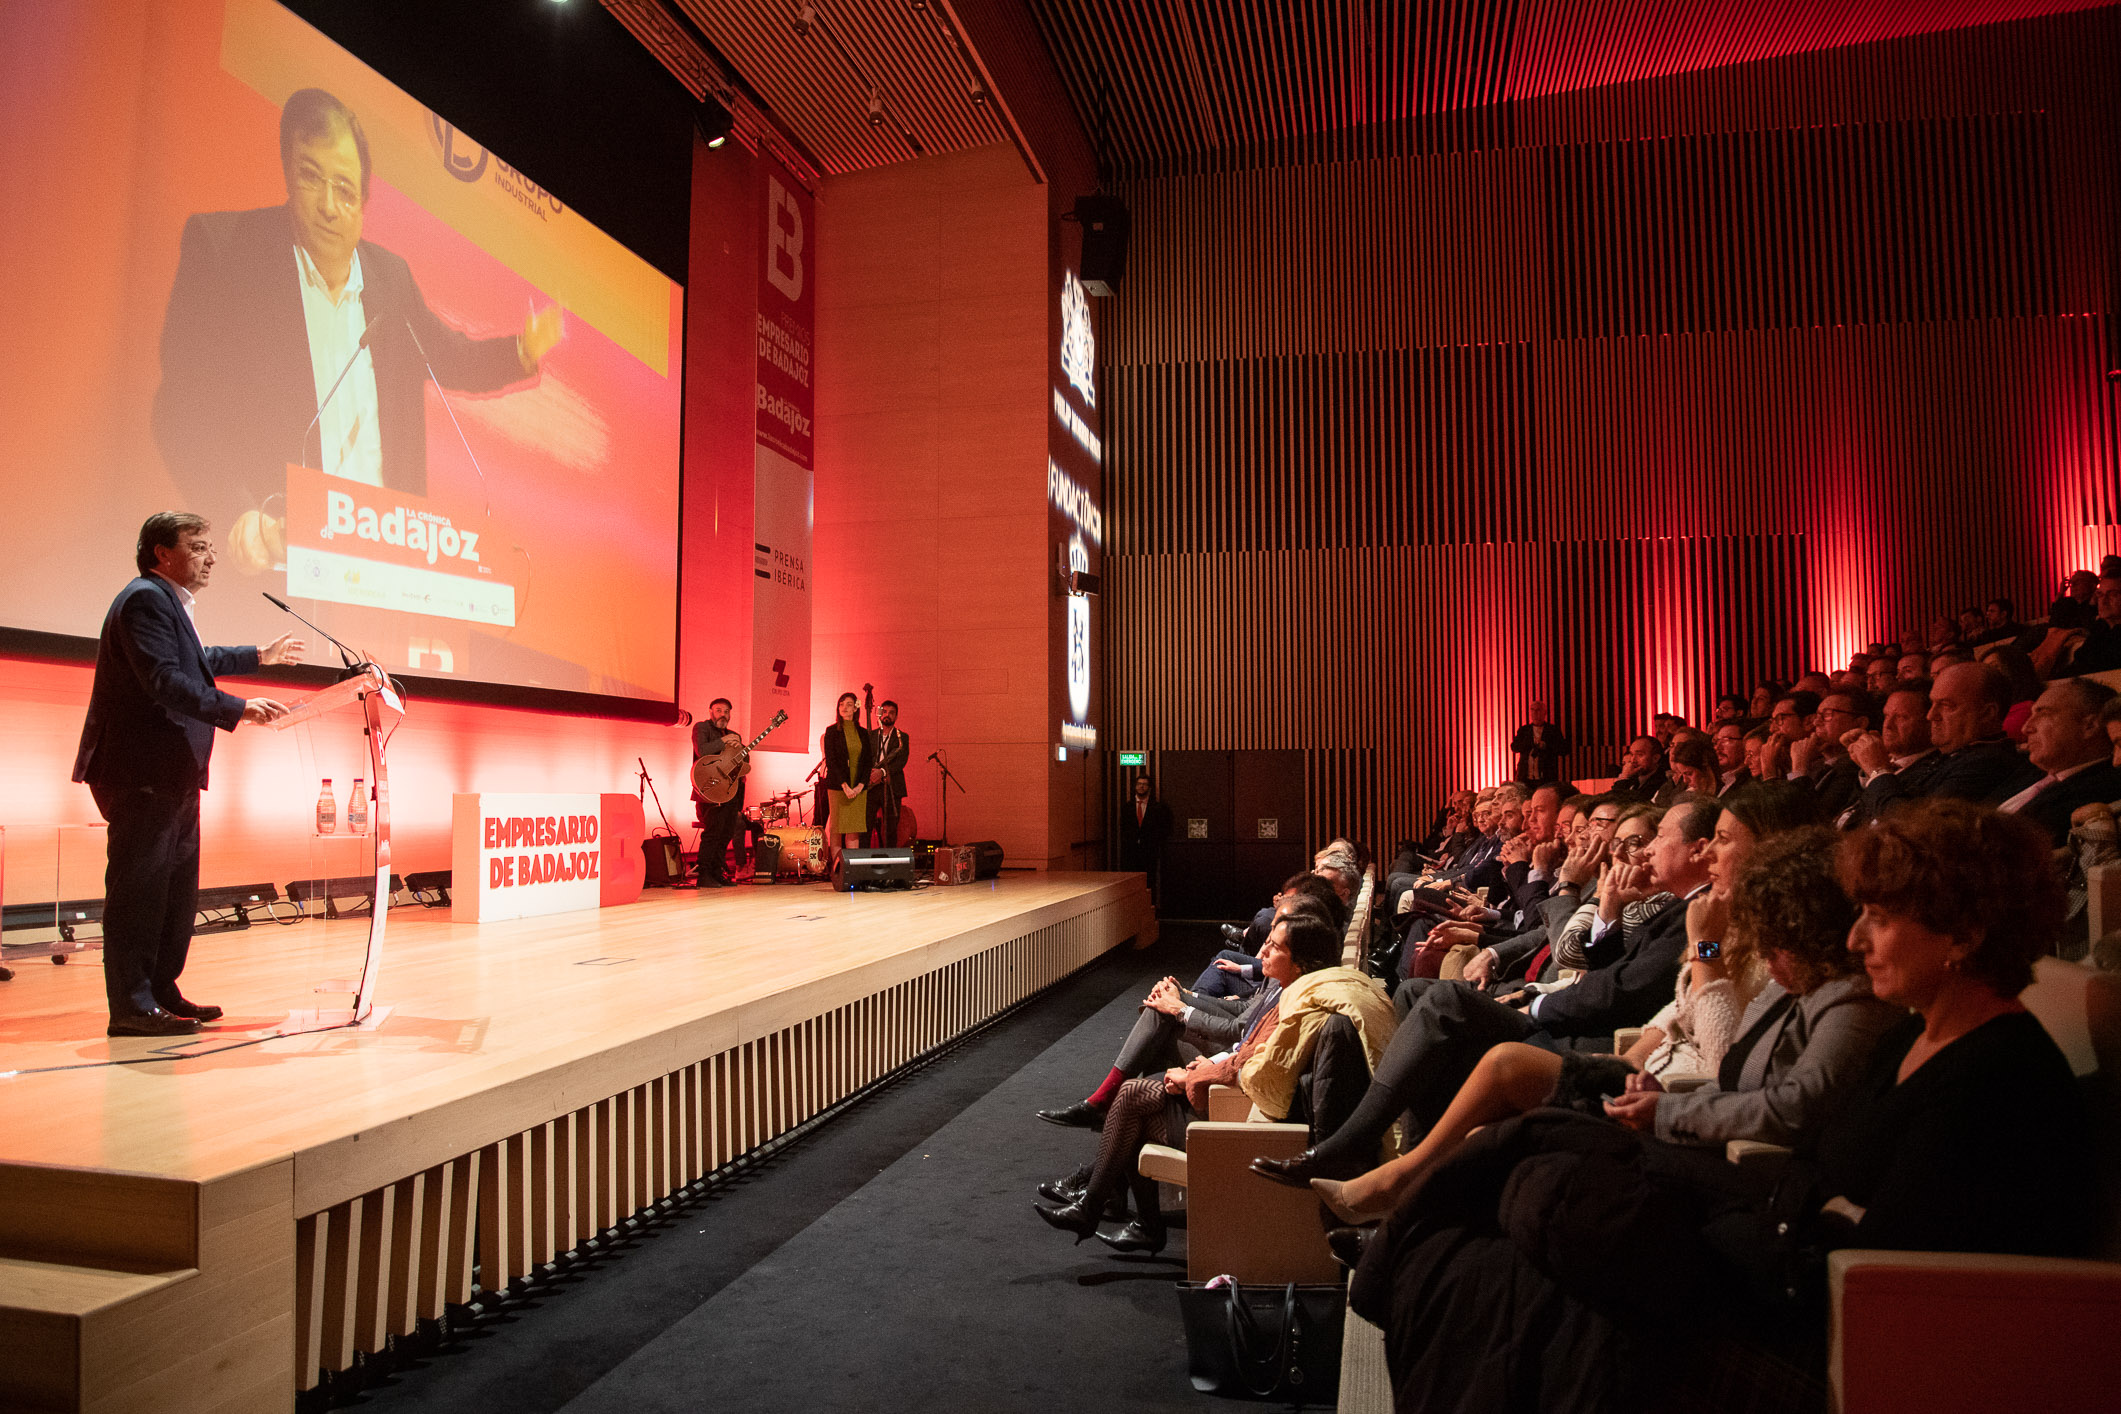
1038, 1164, 1092, 1205
1327, 1224, 1377, 1271
108, 1009, 200, 1038
1219, 923, 1247, 945
155, 993, 223, 1022
1033, 1198, 1103, 1244
1249, 1149, 1360, 1188
1035, 1101, 1104, 1130
1096, 1219, 1167, 1256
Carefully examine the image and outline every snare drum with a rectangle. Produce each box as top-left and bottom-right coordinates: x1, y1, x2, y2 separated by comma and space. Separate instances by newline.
762, 824, 826, 878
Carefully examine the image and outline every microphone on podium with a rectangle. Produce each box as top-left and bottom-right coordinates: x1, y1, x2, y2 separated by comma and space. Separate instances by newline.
262, 591, 363, 675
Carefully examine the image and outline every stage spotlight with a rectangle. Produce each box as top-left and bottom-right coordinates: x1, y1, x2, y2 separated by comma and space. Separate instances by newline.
793, 4, 816, 36
970, 83, 991, 106
694, 94, 735, 149
865, 89, 885, 126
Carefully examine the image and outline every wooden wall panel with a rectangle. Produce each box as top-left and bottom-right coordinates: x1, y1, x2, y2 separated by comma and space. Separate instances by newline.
1097, 12, 2121, 866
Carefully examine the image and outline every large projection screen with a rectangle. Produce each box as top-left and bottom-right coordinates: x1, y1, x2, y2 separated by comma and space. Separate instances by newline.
0, 0, 683, 704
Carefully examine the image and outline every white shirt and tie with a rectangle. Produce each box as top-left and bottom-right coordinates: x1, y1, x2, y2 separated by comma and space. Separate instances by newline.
295, 245, 385, 486
1998, 759, 2100, 816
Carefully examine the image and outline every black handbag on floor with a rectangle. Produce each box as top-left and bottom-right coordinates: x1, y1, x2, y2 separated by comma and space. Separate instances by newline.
1176, 1280, 1344, 1404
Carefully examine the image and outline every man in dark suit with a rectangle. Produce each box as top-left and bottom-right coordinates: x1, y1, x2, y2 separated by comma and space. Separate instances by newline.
153, 88, 559, 557
1253, 795, 1718, 1183
1609, 735, 1674, 805
2000, 678, 2121, 844
76, 514, 301, 1036
1843, 684, 1944, 828
866, 700, 912, 844
1119, 774, 1173, 900
1847, 662, 2040, 816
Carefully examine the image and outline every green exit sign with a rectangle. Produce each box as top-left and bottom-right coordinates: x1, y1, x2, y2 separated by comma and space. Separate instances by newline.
1118, 752, 1147, 766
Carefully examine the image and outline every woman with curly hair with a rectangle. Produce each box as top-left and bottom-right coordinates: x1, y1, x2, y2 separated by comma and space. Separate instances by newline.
1345, 800, 2096, 1414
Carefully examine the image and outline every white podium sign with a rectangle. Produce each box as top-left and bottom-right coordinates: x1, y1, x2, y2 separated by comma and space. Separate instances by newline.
451, 793, 604, 923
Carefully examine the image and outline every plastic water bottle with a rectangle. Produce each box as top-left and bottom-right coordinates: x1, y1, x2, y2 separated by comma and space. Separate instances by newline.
347, 778, 369, 836
317, 779, 337, 835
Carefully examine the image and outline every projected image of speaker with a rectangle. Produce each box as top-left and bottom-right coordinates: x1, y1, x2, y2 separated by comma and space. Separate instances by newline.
832, 847, 918, 892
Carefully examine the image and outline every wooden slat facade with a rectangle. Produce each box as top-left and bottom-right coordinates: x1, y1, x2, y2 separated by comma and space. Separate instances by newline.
1093, 8, 2121, 862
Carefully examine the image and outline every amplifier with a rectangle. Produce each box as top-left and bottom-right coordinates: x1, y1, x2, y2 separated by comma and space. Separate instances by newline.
932, 845, 975, 886
967, 840, 1004, 880
642, 834, 685, 887
833, 846, 918, 892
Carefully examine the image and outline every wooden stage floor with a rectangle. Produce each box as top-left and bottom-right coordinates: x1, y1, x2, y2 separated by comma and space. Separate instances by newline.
0, 872, 1155, 1412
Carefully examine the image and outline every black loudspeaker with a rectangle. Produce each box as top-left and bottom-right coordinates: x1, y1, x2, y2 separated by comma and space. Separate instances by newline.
832, 847, 918, 892
752, 831, 782, 880
1075, 195, 1129, 295
642, 834, 685, 887
967, 840, 1004, 880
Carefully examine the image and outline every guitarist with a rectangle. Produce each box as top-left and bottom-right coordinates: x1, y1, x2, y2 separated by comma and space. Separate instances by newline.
691, 697, 745, 887
869, 699, 911, 845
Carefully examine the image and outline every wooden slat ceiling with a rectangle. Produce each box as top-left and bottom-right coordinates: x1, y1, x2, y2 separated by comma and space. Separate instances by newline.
1025, 0, 2114, 174
606, 0, 1013, 176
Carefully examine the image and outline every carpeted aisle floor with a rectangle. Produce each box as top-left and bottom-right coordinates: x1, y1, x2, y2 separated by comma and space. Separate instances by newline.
356, 925, 1221, 1413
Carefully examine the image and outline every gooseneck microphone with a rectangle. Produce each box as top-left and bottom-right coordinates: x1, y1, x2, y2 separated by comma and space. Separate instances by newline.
296, 308, 384, 470
262, 591, 361, 672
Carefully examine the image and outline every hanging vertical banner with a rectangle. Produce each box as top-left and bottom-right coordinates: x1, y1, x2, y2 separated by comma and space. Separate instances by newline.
753, 158, 815, 736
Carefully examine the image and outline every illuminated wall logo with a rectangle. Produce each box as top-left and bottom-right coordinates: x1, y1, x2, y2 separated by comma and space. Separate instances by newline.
1061, 270, 1095, 409
1067, 535, 1092, 724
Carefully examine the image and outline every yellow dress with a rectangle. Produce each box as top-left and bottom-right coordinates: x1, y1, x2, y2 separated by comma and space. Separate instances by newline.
828, 720, 869, 834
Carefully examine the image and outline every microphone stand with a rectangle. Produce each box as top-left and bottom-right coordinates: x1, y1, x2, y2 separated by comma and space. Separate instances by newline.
929, 750, 966, 846
637, 757, 689, 887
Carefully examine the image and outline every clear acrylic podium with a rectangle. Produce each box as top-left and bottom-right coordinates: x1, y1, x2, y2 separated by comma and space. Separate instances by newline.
269, 663, 403, 1032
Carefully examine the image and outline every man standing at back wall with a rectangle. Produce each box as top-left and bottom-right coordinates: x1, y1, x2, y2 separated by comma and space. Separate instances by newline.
75, 514, 303, 1036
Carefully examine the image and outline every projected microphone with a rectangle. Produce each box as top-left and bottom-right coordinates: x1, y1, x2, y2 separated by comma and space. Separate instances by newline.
402, 318, 491, 513
263, 590, 362, 673
295, 308, 385, 470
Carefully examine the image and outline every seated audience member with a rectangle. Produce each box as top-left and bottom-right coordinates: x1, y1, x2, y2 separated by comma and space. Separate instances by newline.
1896, 649, 1928, 682
1999, 677, 2121, 845
1650, 712, 1686, 749
1863, 654, 1898, 697
1250, 794, 1724, 1186
1610, 735, 1675, 805
1667, 736, 1720, 796
1032, 904, 1390, 1253
1203, 870, 1349, 998
1971, 596, 2025, 647
1845, 661, 2039, 814
1711, 693, 1747, 726
1450, 797, 1630, 994
1314, 824, 1900, 1226
1711, 720, 1751, 795
1786, 690, 1869, 819
2068, 571, 2121, 674
1841, 682, 1938, 827
2049, 569, 2100, 632
1347, 800, 2094, 1414
1976, 641, 2044, 741
1746, 681, 1784, 722
1435, 788, 1519, 897
1034, 885, 1339, 1131
1510, 703, 1570, 786
1414, 789, 1477, 859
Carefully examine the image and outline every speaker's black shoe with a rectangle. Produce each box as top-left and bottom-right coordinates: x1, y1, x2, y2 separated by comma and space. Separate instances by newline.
1249, 1149, 1361, 1188
1033, 1198, 1103, 1244
1035, 1101, 1103, 1130
1096, 1219, 1167, 1256
107, 1009, 200, 1038
1327, 1224, 1377, 1271
1038, 1164, 1093, 1205
154, 993, 223, 1022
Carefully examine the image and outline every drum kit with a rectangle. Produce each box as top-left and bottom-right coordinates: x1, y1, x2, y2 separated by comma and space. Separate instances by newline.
747, 789, 826, 880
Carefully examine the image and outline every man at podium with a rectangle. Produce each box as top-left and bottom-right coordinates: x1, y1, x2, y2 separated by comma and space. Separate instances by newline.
73, 514, 303, 1036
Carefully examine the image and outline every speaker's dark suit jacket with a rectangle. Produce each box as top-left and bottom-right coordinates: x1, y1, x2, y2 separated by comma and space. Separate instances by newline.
74, 575, 257, 791
153, 205, 529, 505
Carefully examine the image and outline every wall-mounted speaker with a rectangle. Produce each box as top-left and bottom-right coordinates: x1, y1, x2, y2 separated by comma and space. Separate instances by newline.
1075, 195, 1129, 295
